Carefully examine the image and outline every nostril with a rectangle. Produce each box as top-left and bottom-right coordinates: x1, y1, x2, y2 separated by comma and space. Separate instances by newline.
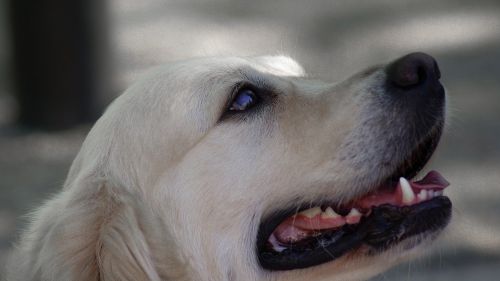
386, 52, 440, 89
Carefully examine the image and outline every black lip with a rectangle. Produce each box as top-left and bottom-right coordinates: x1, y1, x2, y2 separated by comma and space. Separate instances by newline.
257, 197, 452, 271
365, 196, 452, 251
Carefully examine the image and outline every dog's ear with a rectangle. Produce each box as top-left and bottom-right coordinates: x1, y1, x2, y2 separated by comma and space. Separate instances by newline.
7, 178, 182, 281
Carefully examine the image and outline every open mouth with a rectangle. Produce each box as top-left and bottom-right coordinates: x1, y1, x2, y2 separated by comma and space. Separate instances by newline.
257, 124, 452, 271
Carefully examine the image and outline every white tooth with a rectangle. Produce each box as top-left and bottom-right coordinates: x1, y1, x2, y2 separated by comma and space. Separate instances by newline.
400, 177, 415, 204
435, 190, 443, 196
299, 207, 322, 218
346, 208, 362, 218
321, 207, 340, 219
417, 190, 427, 201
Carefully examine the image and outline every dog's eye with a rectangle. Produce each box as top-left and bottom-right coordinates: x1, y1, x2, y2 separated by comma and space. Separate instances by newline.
229, 88, 259, 111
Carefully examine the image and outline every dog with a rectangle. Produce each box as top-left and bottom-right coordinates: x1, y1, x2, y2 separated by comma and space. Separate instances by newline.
6, 53, 451, 281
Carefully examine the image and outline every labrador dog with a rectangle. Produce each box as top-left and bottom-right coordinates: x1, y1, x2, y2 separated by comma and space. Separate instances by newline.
6, 53, 451, 281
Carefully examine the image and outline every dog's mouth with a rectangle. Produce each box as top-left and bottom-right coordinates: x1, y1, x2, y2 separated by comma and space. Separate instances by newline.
257, 124, 452, 271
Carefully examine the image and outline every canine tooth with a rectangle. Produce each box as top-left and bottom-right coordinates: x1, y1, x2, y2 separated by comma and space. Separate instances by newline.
299, 207, 322, 218
400, 177, 415, 204
321, 207, 340, 219
417, 190, 427, 201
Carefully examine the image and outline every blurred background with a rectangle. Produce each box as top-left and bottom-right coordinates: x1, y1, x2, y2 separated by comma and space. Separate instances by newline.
1, 0, 499, 279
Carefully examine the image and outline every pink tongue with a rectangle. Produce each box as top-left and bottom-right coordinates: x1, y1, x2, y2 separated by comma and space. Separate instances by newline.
411, 170, 450, 190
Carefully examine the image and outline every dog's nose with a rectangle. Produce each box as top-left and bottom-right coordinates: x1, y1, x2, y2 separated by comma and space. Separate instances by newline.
386, 52, 441, 89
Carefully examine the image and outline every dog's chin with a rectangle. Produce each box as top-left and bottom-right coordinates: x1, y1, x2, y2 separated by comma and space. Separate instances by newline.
256, 122, 452, 272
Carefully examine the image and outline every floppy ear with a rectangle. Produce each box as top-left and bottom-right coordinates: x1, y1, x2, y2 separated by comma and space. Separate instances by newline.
6, 178, 182, 281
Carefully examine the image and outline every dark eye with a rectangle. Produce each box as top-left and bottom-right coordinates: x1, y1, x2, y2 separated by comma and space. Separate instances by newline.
229, 88, 259, 111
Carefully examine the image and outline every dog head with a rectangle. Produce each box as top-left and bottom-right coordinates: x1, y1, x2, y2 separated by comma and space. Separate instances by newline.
8, 54, 451, 281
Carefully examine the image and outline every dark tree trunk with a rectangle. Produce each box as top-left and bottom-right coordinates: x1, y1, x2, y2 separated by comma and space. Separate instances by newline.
8, 0, 110, 130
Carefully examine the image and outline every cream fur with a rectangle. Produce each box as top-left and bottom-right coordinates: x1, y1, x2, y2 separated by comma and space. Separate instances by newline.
6, 56, 433, 281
